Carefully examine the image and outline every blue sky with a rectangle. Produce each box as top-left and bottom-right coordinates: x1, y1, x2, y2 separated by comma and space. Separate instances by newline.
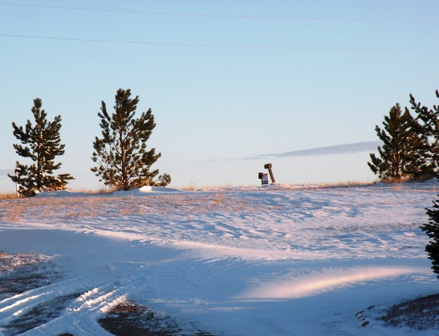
1, 1, 438, 191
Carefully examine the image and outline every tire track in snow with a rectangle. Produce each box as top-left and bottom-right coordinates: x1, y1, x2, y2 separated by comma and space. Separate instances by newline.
0, 275, 98, 334
0, 268, 150, 335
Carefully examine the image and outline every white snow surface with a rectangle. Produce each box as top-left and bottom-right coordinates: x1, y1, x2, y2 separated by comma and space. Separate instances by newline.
1, 183, 439, 335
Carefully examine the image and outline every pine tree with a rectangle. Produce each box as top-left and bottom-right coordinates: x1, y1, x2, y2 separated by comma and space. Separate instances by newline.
368, 103, 424, 181
421, 198, 439, 277
405, 116, 433, 181
410, 89, 439, 179
8, 98, 74, 197
91, 89, 171, 191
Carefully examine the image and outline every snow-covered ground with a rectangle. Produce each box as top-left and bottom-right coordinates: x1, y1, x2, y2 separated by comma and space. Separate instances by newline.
0, 182, 438, 335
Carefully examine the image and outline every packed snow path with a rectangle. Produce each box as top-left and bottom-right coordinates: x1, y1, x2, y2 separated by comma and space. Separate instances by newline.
0, 183, 438, 335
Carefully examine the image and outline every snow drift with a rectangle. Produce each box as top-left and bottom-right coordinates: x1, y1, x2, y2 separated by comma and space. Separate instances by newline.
0, 183, 438, 335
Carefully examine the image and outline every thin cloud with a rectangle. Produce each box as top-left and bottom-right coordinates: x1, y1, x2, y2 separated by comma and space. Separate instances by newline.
252, 141, 382, 159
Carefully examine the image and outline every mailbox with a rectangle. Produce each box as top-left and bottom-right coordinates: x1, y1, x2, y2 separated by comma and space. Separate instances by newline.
258, 172, 269, 185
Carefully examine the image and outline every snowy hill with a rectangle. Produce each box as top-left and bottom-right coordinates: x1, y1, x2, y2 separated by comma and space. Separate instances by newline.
0, 183, 438, 335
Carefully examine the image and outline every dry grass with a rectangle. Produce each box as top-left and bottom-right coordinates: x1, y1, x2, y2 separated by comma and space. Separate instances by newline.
0, 192, 20, 200
0, 188, 111, 200
2, 203, 27, 222
180, 179, 199, 191
357, 293, 439, 331
71, 187, 114, 194
0, 188, 112, 222
380, 293, 439, 330
98, 301, 216, 336
98, 301, 181, 336
0, 181, 382, 224
0, 196, 111, 222
213, 193, 224, 207
0, 180, 406, 224
298, 181, 376, 189
0, 191, 264, 223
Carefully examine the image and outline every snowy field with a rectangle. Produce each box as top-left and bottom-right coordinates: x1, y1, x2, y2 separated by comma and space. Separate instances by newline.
0, 182, 439, 335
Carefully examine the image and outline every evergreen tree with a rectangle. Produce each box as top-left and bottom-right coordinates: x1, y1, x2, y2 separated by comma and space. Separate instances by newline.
368, 103, 424, 181
8, 98, 74, 197
410, 89, 439, 179
421, 197, 439, 277
91, 88, 171, 191
405, 115, 433, 181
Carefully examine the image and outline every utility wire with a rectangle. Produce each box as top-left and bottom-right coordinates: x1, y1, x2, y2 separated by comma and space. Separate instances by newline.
1, 33, 438, 51
0, 2, 438, 23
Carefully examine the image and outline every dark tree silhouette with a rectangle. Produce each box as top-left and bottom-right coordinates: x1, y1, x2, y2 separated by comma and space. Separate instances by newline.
409, 89, 439, 180
421, 197, 439, 277
368, 103, 425, 181
91, 89, 171, 191
8, 98, 74, 197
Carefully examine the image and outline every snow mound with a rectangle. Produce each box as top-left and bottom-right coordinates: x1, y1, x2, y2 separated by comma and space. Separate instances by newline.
36, 190, 94, 198
35, 186, 184, 198
113, 186, 184, 195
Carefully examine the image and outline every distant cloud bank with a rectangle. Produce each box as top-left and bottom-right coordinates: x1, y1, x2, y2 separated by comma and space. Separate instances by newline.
252, 141, 382, 159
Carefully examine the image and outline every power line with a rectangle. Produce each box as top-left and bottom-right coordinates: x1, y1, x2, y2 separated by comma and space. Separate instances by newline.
0, 2, 438, 23
1, 33, 438, 51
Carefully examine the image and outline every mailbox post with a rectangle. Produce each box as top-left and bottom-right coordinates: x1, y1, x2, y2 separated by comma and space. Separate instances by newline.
264, 163, 276, 184
258, 163, 276, 186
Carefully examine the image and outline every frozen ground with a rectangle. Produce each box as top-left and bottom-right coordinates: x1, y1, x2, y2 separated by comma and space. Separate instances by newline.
0, 182, 438, 335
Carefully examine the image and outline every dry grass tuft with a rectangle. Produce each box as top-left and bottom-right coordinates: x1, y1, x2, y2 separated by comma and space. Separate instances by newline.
71, 187, 114, 194
212, 192, 224, 208
0, 192, 20, 200
306, 181, 375, 189
2, 202, 27, 222
381, 293, 439, 330
99, 301, 216, 336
